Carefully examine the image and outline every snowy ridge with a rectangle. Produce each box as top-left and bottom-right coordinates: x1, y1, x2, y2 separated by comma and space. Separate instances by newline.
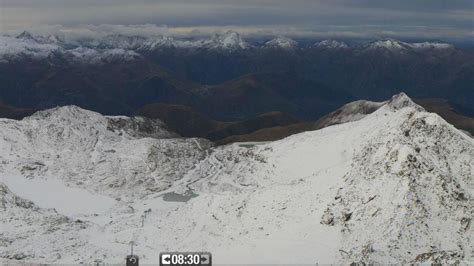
410, 41, 454, 50
364, 39, 454, 51
0, 34, 140, 63
0, 35, 60, 60
0, 106, 209, 198
315, 99, 386, 127
1, 94, 473, 264
314, 39, 349, 49
68, 47, 140, 63
88, 34, 177, 51
0, 31, 251, 61
79, 31, 251, 50
198, 31, 250, 50
263, 36, 298, 49
320, 94, 473, 263
366, 39, 410, 50
0, 32, 458, 61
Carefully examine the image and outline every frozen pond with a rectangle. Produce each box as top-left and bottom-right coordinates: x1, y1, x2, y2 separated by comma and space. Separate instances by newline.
162, 190, 198, 202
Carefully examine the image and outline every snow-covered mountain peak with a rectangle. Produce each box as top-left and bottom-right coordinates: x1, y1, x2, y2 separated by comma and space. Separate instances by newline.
0, 35, 61, 60
366, 39, 410, 50
386, 92, 423, 111
363, 39, 454, 52
0, 35, 141, 62
312, 93, 423, 129
221, 31, 247, 48
143, 36, 177, 50
93, 34, 177, 50
15, 31, 36, 41
1, 95, 472, 264
314, 39, 349, 49
317, 101, 473, 263
45, 34, 62, 44
205, 31, 250, 50
264, 36, 298, 49
95, 34, 144, 49
314, 99, 385, 128
27, 105, 176, 139
28, 105, 102, 122
68, 46, 140, 63
1, 32, 460, 60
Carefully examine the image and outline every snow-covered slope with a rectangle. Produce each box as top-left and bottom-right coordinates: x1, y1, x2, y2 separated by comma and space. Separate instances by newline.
85, 34, 178, 51
68, 47, 140, 63
263, 36, 298, 49
0, 35, 60, 60
0, 31, 252, 61
314, 99, 385, 127
198, 31, 251, 50
363, 39, 454, 52
410, 42, 454, 50
0, 34, 140, 62
1, 94, 473, 264
85, 31, 251, 51
0, 182, 91, 261
366, 39, 411, 50
0, 106, 209, 198
314, 39, 349, 49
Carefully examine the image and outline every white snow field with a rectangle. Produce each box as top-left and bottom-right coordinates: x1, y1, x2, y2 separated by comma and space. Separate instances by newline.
2, 174, 116, 217
0, 93, 472, 264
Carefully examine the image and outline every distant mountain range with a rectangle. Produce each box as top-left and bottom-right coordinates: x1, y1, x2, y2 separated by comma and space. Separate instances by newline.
1, 31, 457, 57
0, 31, 472, 138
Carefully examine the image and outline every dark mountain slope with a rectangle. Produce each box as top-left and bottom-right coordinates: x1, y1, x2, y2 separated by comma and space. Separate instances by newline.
1, 40, 473, 127
137, 103, 301, 140
0, 57, 198, 115
216, 99, 385, 144
145, 46, 474, 113
196, 71, 353, 120
206, 111, 299, 141
0, 103, 37, 120
137, 103, 221, 137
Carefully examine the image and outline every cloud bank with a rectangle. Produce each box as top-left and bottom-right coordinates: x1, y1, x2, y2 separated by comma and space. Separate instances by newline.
0, 0, 472, 41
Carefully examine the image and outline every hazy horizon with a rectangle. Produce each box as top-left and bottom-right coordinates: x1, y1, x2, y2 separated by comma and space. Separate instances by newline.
1, 0, 473, 44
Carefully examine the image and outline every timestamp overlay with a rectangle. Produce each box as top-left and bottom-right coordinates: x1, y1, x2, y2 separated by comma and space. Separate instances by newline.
160, 252, 212, 266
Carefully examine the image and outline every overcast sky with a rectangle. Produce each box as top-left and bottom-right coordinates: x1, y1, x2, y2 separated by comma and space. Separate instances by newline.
1, 0, 473, 41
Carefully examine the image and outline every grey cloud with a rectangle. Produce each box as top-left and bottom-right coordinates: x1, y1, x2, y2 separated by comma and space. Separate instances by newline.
0, 0, 472, 41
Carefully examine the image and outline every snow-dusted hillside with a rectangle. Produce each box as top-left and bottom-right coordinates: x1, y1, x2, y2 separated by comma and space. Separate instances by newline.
0, 106, 210, 199
0, 31, 251, 61
364, 39, 454, 52
84, 31, 251, 51
0, 34, 140, 62
263, 36, 298, 49
1, 94, 472, 264
314, 39, 349, 49
314, 99, 386, 128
